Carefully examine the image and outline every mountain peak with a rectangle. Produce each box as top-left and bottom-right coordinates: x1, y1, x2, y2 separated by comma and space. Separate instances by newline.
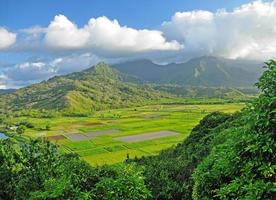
93, 62, 114, 73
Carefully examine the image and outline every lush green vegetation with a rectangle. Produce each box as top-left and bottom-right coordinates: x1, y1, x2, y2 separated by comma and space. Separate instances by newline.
0, 60, 274, 199
192, 60, 275, 199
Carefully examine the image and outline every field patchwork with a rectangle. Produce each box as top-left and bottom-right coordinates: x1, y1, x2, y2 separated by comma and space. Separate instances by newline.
21, 103, 244, 165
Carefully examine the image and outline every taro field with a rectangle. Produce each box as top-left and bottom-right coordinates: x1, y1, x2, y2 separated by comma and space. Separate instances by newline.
21, 103, 244, 165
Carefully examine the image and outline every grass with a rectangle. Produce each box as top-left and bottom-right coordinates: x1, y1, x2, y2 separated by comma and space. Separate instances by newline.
20, 103, 244, 165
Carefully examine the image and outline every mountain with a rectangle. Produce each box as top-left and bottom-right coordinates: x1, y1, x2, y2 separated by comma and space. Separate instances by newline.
113, 56, 263, 87
1, 57, 260, 114
2, 63, 168, 113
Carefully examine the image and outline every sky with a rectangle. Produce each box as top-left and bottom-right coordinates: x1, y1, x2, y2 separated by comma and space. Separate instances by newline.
0, 0, 276, 88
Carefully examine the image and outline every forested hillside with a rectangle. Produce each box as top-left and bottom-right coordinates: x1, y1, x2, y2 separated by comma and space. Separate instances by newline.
0, 61, 274, 199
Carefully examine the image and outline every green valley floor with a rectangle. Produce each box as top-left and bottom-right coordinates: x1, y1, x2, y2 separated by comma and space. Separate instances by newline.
21, 103, 244, 165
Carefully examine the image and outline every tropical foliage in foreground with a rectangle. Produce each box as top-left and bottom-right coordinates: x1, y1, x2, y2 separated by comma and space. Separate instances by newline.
0, 60, 275, 199
0, 139, 150, 200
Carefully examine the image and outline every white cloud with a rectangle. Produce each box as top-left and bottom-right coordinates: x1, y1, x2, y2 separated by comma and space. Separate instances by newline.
0, 27, 16, 50
162, 0, 276, 60
8, 1, 276, 61
44, 15, 182, 54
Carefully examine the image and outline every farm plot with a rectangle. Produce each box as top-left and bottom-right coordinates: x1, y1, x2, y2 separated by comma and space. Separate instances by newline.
65, 129, 121, 141
66, 133, 88, 141
115, 131, 180, 142
85, 129, 120, 138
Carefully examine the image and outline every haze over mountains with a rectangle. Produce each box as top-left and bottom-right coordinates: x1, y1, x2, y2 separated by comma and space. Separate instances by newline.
113, 56, 263, 87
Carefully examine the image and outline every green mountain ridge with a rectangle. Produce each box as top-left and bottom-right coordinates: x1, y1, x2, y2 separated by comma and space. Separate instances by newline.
2, 63, 168, 113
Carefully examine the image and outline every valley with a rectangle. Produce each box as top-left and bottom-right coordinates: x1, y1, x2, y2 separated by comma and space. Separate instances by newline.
16, 103, 244, 165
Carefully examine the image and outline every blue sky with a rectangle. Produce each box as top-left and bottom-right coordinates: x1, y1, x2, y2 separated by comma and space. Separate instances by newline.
0, 0, 275, 88
1, 0, 254, 30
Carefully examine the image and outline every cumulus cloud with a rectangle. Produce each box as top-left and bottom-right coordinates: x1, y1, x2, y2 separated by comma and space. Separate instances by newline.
44, 15, 182, 54
0, 27, 16, 50
6, 1, 276, 61
162, 0, 276, 60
